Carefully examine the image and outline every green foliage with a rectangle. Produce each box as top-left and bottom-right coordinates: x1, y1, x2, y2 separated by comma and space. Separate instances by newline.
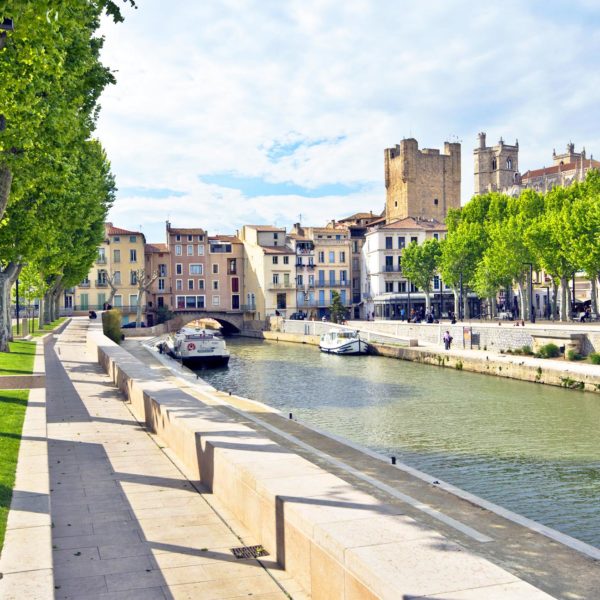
589, 352, 600, 365
401, 238, 441, 309
538, 343, 560, 359
0, 340, 36, 375
156, 306, 174, 325
521, 345, 533, 356
329, 291, 346, 323
102, 309, 122, 344
567, 349, 583, 361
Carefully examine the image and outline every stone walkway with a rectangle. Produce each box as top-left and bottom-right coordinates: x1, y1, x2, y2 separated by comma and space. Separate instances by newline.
46, 320, 294, 600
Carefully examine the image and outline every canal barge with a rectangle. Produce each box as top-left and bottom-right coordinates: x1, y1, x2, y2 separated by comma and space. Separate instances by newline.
319, 329, 369, 355
162, 327, 230, 368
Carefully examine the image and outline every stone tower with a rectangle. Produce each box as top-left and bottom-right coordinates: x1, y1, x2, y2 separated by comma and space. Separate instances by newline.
384, 138, 461, 223
473, 132, 519, 194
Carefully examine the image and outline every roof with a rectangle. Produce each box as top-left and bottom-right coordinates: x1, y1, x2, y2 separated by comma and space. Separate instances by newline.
168, 228, 206, 235
376, 217, 447, 231
338, 212, 380, 222
105, 223, 144, 237
261, 246, 294, 255
145, 243, 169, 253
245, 225, 286, 232
522, 160, 600, 180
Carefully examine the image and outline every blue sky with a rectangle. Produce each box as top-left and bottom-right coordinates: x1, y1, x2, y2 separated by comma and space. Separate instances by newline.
97, 0, 600, 243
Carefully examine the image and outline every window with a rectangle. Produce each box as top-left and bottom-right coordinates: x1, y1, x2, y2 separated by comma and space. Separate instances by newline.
228, 259, 237, 274
232, 295, 240, 309
188, 235, 193, 242
129, 294, 138, 307
189, 264, 203, 275
231, 277, 239, 293
283, 256, 289, 265
198, 244, 205, 255
340, 270, 347, 285
329, 270, 335, 285
273, 232, 279, 240
329, 251, 335, 263
434, 198, 438, 205
176, 234, 181, 242
353, 258, 359, 270
272, 273, 279, 284
353, 241, 359, 253
113, 236, 120, 243
297, 274, 304, 285
433, 233, 439, 240
318, 251, 325, 263
97, 248, 106, 262
398, 237, 405, 249
158, 264, 167, 276
385, 282, 394, 293
113, 295, 122, 307
212, 295, 220, 306
198, 279, 205, 290
130, 249, 137, 262
113, 271, 121, 284
209, 242, 232, 253
158, 278, 165, 291
492, 157, 497, 170
176, 279, 182, 291
318, 270, 325, 284
197, 296, 205, 308
113, 249, 120, 263
385, 236, 393, 249
175, 245, 182, 256
197, 235, 203, 242
176, 263, 183, 275
411, 236, 418, 244
212, 264, 219, 274
130, 271, 137, 285
433, 275, 440, 290
272, 256, 279, 265
187, 245, 193, 256
129, 235, 136, 243
506, 157, 513, 170
385, 256, 394, 271
188, 279, 194, 290
339, 251, 345, 263
212, 280, 219, 290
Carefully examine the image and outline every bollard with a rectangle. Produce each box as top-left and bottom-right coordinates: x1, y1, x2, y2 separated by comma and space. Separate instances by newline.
229, 391, 232, 396
391, 456, 396, 465
289, 412, 293, 420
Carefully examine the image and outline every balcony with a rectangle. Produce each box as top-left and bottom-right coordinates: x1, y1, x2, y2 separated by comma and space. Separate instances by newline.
95, 280, 108, 288
95, 257, 107, 265
296, 248, 314, 255
382, 265, 402, 273
268, 282, 295, 290
79, 281, 90, 288
314, 281, 350, 288
241, 304, 256, 311
297, 299, 318, 308
296, 263, 316, 270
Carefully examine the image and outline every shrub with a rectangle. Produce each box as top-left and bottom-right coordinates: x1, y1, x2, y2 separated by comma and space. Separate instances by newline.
102, 309, 122, 344
538, 343, 560, 359
521, 345, 533, 356
567, 349, 583, 361
589, 352, 600, 365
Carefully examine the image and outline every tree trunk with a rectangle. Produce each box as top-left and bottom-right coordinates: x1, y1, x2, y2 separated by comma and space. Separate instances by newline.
424, 290, 431, 313
136, 290, 144, 327
490, 296, 497, 318
0, 164, 12, 221
551, 279, 558, 320
516, 279, 526, 321
559, 277, 569, 321
0, 262, 19, 352
452, 287, 459, 316
53, 284, 64, 321
463, 289, 469, 320
591, 277, 598, 317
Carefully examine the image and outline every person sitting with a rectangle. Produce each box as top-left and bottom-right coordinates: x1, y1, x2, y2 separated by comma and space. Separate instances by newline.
88, 310, 97, 319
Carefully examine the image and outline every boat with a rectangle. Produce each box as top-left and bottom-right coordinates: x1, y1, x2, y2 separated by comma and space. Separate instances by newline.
319, 329, 369, 355
160, 326, 230, 368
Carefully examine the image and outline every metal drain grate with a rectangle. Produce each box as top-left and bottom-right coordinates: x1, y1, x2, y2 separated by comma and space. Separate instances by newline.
230, 545, 269, 559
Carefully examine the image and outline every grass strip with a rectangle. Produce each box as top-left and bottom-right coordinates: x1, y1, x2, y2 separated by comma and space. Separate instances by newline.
0, 390, 29, 554
0, 340, 36, 376
30, 317, 66, 338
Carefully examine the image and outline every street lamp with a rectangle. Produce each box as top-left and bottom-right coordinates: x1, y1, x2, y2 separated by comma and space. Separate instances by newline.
459, 272, 463, 321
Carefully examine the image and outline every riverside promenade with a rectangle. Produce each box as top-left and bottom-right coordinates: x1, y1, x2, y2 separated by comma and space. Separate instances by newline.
0, 320, 294, 600
2, 318, 599, 599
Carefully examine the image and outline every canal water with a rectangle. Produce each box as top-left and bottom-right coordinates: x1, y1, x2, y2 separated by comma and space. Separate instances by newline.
199, 337, 600, 548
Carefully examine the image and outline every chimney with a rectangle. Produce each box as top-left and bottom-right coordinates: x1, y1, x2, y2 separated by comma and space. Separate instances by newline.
478, 132, 486, 149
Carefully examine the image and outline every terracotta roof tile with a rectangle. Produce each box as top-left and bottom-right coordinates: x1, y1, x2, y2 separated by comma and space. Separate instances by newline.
522, 160, 600, 180
377, 217, 446, 231
145, 243, 169, 253
105, 223, 144, 237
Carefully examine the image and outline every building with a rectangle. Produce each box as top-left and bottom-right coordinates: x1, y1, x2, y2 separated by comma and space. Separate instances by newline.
239, 225, 296, 320
384, 138, 461, 222
363, 217, 453, 319
69, 223, 146, 324
290, 224, 352, 319
474, 134, 600, 196
165, 222, 208, 312
206, 235, 244, 312
144, 242, 170, 326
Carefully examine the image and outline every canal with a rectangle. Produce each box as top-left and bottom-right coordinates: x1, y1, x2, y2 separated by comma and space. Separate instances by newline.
199, 337, 600, 548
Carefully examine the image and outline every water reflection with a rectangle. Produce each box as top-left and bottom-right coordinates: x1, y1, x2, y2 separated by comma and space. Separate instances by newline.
201, 337, 600, 547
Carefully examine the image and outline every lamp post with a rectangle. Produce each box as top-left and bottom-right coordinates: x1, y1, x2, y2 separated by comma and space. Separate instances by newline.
459, 272, 463, 321
544, 285, 550, 320
407, 279, 411, 320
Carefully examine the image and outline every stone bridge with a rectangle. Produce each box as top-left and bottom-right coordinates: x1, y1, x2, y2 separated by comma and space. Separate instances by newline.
171, 310, 245, 333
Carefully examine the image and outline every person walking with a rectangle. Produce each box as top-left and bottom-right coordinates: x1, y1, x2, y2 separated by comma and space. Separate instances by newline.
443, 330, 453, 350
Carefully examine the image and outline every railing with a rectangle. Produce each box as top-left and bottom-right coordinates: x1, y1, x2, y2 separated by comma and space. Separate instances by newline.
79, 282, 91, 288
383, 265, 402, 273
296, 300, 318, 308
95, 257, 107, 265
241, 304, 256, 311
314, 281, 350, 288
296, 248, 314, 255
95, 281, 108, 288
269, 282, 295, 289
296, 263, 316, 269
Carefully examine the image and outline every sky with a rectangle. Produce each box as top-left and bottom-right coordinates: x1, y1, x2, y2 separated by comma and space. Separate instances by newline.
97, 0, 600, 244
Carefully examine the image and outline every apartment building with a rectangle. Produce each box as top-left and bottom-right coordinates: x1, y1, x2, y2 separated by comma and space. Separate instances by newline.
206, 235, 244, 311
239, 225, 295, 319
165, 222, 208, 312
144, 242, 170, 325
70, 223, 146, 324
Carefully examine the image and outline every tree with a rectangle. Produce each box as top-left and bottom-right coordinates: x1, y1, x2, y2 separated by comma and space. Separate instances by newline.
401, 238, 441, 313
133, 269, 158, 327
329, 291, 346, 324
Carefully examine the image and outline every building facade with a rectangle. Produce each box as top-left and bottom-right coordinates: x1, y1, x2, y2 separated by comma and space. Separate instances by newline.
70, 223, 146, 324
384, 138, 461, 222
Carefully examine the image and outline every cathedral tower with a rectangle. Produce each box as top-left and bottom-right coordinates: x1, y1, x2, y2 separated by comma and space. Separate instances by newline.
473, 132, 519, 195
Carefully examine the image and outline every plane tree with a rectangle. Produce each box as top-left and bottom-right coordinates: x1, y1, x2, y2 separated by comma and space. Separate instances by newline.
401, 238, 441, 314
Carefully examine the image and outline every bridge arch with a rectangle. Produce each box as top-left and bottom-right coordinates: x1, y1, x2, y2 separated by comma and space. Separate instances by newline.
171, 311, 243, 334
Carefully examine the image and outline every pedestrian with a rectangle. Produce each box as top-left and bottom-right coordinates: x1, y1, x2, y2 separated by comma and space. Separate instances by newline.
443, 330, 453, 350
400, 307, 405, 321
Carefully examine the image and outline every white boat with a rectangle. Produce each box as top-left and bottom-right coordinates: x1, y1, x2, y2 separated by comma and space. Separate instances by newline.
319, 329, 369, 355
160, 327, 230, 368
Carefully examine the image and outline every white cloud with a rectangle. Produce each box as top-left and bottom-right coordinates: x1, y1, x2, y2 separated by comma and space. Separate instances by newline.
96, 0, 600, 242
